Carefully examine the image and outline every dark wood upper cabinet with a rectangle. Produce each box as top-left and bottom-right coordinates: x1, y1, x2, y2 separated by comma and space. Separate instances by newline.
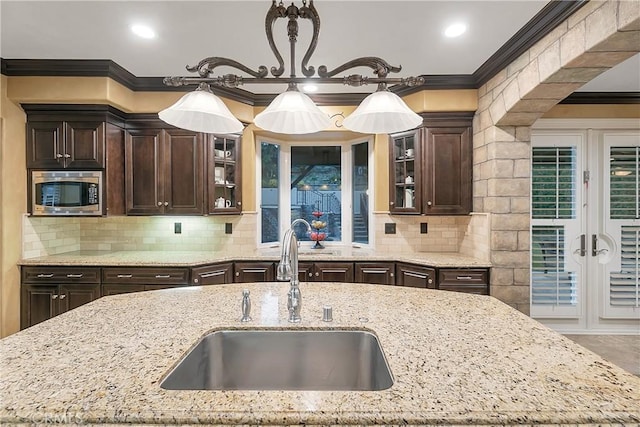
389, 113, 473, 215
27, 120, 105, 169
206, 134, 242, 214
389, 128, 422, 214
125, 127, 204, 215
423, 125, 472, 215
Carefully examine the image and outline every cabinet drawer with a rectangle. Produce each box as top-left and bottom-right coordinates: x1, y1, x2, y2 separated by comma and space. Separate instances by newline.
438, 269, 489, 295
102, 267, 189, 285
22, 266, 100, 284
355, 263, 395, 285
191, 263, 233, 285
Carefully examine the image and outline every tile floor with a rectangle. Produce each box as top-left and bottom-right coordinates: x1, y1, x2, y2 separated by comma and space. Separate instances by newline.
564, 334, 640, 376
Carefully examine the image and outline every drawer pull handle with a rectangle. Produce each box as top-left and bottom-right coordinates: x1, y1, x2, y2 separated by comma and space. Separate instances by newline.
320, 269, 346, 273
200, 271, 225, 278
243, 269, 266, 273
66, 274, 83, 278
37, 274, 54, 278
362, 269, 386, 274
456, 276, 473, 280
405, 272, 427, 279
155, 274, 171, 279
117, 274, 133, 278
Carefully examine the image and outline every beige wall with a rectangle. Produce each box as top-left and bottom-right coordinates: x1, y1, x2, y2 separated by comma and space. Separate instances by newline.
1, 75, 27, 336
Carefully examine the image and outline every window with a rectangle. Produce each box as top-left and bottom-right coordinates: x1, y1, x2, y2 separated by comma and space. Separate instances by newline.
258, 139, 371, 246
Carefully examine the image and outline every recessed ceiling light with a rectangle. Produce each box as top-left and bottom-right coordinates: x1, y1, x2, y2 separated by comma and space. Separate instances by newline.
302, 84, 318, 93
131, 24, 156, 39
444, 23, 466, 38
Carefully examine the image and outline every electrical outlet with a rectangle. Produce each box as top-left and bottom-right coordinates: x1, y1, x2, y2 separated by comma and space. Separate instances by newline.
174, 222, 182, 234
384, 223, 396, 234
225, 223, 233, 234
420, 222, 428, 234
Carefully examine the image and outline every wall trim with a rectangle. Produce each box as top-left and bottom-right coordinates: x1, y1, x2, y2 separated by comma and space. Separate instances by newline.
533, 118, 640, 129
560, 92, 640, 104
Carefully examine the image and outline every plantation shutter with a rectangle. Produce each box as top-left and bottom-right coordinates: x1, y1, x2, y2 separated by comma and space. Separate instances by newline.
605, 141, 640, 317
531, 135, 582, 318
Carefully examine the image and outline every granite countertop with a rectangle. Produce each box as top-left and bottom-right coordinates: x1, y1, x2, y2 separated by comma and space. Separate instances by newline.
18, 248, 492, 268
1, 282, 638, 425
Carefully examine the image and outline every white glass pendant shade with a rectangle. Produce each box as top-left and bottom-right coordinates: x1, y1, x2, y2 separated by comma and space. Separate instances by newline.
342, 90, 422, 134
158, 88, 244, 134
254, 89, 331, 134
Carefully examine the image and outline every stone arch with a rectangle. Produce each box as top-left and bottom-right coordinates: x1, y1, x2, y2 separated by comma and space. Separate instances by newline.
473, 0, 640, 313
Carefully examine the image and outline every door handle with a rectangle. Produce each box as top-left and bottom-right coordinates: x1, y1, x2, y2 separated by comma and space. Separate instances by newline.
591, 234, 609, 256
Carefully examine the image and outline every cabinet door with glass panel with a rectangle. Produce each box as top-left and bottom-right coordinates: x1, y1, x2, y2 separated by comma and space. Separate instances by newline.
389, 128, 422, 214
207, 134, 242, 214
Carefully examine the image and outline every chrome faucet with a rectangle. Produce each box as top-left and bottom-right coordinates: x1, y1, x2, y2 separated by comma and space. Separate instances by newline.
277, 218, 312, 323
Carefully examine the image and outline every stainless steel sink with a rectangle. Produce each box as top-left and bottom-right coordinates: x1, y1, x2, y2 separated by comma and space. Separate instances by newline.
160, 329, 393, 391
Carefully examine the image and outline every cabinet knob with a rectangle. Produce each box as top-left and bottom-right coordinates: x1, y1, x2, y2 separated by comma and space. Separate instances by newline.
52, 294, 58, 299
427, 201, 432, 206
194, 278, 199, 284
309, 273, 313, 277
59, 294, 66, 300
157, 202, 162, 206
315, 272, 319, 277
164, 201, 169, 206
235, 272, 240, 277
56, 154, 63, 158
390, 201, 394, 206
237, 201, 242, 206
64, 154, 71, 158
390, 273, 394, 277
428, 278, 433, 284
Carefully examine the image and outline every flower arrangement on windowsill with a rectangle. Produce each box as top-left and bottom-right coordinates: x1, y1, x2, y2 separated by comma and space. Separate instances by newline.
310, 210, 327, 249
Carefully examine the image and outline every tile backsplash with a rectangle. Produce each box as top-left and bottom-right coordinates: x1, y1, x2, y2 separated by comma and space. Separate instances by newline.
22, 212, 489, 259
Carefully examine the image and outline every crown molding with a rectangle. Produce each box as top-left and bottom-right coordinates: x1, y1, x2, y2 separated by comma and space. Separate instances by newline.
473, 0, 588, 87
560, 92, 640, 104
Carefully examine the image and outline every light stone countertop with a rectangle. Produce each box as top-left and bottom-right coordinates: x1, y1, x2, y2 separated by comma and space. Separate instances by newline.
18, 248, 492, 268
1, 282, 638, 425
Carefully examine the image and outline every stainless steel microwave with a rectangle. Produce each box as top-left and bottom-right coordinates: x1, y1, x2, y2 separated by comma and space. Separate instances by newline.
31, 170, 103, 216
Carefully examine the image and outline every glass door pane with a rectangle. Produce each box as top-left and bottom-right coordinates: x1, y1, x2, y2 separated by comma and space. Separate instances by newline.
352, 141, 369, 244
261, 142, 280, 244
291, 146, 342, 244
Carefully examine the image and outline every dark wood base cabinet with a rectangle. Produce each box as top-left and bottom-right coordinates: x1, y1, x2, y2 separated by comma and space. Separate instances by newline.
396, 263, 437, 289
298, 262, 355, 283
438, 269, 489, 295
20, 266, 101, 329
355, 263, 395, 285
234, 262, 275, 283
21, 262, 490, 329
101, 267, 190, 295
192, 263, 234, 285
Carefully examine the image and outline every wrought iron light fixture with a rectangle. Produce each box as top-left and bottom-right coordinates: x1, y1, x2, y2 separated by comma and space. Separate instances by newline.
160, 0, 425, 135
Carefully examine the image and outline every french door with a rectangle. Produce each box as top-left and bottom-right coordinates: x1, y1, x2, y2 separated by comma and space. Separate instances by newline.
531, 122, 639, 333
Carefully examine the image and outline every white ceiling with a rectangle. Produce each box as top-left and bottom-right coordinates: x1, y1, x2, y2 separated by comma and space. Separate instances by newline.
1, 0, 638, 95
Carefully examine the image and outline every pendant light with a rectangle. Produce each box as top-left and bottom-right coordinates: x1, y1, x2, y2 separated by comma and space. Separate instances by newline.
158, 83, 244, 134
253, 83, 331, 134
342, 85, 423, 134
160, 1, 425, 135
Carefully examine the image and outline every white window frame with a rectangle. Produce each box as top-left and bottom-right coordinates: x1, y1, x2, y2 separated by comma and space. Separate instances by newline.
256, 136, 374, 249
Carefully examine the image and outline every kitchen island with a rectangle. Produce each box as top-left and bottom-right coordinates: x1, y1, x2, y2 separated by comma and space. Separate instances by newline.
1, 282, 638, 425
